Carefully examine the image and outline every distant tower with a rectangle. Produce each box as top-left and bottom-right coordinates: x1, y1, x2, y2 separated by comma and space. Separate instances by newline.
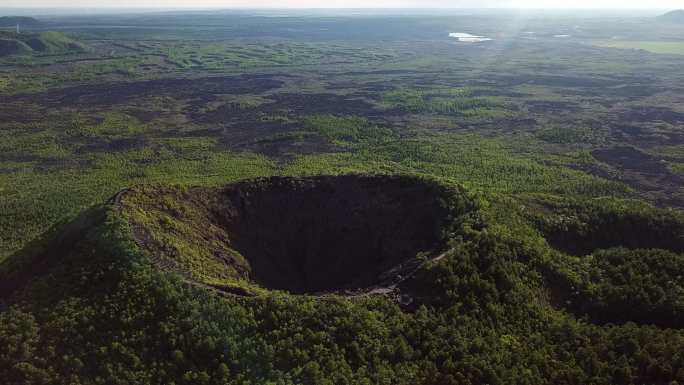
16, 23, 20, 34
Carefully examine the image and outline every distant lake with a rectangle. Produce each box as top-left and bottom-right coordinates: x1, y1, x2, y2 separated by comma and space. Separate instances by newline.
449, 32, 493, 43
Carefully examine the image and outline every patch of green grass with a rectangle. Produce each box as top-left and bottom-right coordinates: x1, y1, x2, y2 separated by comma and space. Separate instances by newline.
535, 125, 608, 145
303, 114, 396, 146
0, 129, 70, 160
381, 88, 521, 121
67, 112, 146, 139
74, 57, 141, 78
668, 162, 684, 176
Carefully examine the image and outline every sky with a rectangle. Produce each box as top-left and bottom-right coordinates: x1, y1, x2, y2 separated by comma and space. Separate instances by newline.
0, 0, 681, 8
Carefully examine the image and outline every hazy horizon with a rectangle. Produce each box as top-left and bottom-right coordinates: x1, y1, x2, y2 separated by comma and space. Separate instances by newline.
0, 7, 676, 19
0, 0, 681, 10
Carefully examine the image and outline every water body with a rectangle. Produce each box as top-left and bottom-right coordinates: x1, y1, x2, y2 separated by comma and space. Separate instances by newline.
449, 32, 493, 43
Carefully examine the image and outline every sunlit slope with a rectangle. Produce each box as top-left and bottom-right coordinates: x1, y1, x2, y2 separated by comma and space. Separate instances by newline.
0, 31, 86, 57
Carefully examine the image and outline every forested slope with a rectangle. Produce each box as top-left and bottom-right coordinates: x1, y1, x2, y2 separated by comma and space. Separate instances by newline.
1, 176, 683, 385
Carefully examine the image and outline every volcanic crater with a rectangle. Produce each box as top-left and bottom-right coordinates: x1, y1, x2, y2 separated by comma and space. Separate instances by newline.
119, 175, 470, 295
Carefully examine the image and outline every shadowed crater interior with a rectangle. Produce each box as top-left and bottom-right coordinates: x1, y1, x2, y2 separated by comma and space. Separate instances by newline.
215, 176, 457, 293
123, 175, 468, 294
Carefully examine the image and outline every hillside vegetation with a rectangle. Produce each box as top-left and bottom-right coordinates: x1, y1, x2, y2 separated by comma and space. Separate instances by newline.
1, 176, 683, 385
0, 31, 86, 57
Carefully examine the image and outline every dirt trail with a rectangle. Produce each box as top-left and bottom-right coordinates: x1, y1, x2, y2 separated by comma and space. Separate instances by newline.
346, 251, 448, 302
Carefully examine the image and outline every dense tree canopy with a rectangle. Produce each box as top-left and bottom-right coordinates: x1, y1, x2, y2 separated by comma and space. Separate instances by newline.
1, 189, 683, 385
